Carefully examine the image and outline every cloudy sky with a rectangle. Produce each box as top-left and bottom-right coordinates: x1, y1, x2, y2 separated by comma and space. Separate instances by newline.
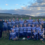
0, 0, 45, 16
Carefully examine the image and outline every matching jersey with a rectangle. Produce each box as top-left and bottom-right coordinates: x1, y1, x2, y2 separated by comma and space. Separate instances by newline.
11, 28, 16, 32
19, 20, 24, 25
32, 27, 36, 32
27, 27, 31, 33
35, 21, 39, 25
7, 21, 12, 26
19, 27, 23, 33
10, 32, 16, 40
16, 27, 19, 33
27, 20, 33, 25
32, 22, 36, 25
40, 21, 45, 24
3, 22, 7, 27
11, 20, 15, 26
36, 27, 40, 33
33, 32, 37, 36
15, 20, 19, 25
23, 27, 27, 32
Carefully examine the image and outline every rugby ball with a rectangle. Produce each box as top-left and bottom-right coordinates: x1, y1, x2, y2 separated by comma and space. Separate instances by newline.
22, 37, 26, 40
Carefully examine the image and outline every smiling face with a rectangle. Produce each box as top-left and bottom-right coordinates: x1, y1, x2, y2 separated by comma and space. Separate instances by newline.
13, 18, 15, 21
41, 22, 44, 25
33, 19, 35, 22
12, 29, 14, 32
9, 19, 11, 22
36, 24, 39, 27
21, 18, 23, 21
0, 19, 2, 21
17, 25, 18, 27
16, 18, 19, 21
40, 25, 42, 28
20, 24, 22, 27
5, 19, 7, 22
29, 17, 31, 20
13, 26, 15, 28
28, 24, 30, 27
24, 24, 26, 27
33, 30, 35, 33
32, 24, 34, 27
24, 20, 26, 23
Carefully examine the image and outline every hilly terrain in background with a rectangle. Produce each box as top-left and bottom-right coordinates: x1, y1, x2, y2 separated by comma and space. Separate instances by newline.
0, 13, 30, 19
0, 13, 45, 19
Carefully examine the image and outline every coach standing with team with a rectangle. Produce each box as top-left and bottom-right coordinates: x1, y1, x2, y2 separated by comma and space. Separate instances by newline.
0, 18, 3, 38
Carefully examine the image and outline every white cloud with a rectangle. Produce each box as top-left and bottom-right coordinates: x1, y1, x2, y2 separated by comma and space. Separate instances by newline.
21, 5, 28, 10
5, 4, 8, 6
21, 6, 24, 7
26, 0, 45, 16
14, 9, 17, 10
15, 4, 18, 5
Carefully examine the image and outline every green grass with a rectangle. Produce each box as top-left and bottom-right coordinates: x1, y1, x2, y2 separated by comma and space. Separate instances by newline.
1, 30, 45, 45
0, 38, 45, 45
3, 17, 45, 21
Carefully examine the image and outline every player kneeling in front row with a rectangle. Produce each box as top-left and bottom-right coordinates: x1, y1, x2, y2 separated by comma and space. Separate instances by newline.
33, 30, 37, 40
10, 29, 18, 41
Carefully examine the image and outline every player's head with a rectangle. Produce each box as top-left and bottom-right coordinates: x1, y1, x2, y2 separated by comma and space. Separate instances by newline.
33, 30, 35, 33
40, 25, 42, 28
28, 24, 30, 27
12, 18, 15, 21
0, 18, 3, 21
24, 24, 26, 27
9, 19, 11, 22
33, 19, 35, 22
41, 19, 44, 24
21, 18, 23, 21
24, 20, 27, 23
17, 25, 18, 27
37, 19, 39, 22
16, 18, 19, 21
41, 19, 43, 21
29, 17, 31, 20
12, 29, 14, 32
41, 22, 44, 25
32, 24, 34, 27
36, 24, 39, 27
20, 24, 22, 27
13, 25, 15, 28
4, 19, 7, 22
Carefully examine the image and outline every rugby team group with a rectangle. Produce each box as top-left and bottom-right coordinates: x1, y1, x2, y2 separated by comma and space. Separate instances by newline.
1, 17, 45, 41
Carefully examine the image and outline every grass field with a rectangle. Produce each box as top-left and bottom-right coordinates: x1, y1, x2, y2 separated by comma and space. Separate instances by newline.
1, 29, 45, 45
0, 38, 45, 45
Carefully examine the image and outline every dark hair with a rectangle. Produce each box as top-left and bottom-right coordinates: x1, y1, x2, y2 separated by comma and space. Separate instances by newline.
24, 20, 27, 23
